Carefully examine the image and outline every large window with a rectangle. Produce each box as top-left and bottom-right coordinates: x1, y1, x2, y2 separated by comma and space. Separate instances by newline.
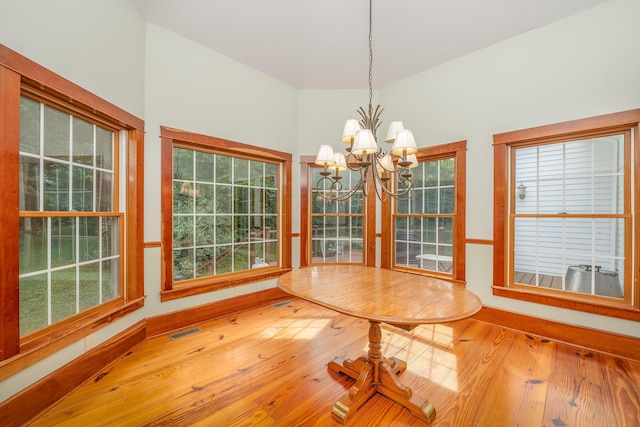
19, 96, 122, 336
0, 45, 144, 367
160, 127, 292, 300
493, 109, 640, 320
384, 141, 467, 282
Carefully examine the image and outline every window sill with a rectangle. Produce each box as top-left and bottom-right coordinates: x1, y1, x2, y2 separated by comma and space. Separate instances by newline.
0, 296, 145, 382
391, 265, 462, 283
161, 267, 292, 301
492, 285, 640, 322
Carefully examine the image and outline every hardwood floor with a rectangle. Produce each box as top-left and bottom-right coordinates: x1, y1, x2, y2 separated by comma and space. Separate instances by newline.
30, 298, 640, 426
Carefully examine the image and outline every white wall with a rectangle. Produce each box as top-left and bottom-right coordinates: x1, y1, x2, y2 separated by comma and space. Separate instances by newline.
142, 24, 300, 316
0, 0, 146, 118
380, 0, 640, 337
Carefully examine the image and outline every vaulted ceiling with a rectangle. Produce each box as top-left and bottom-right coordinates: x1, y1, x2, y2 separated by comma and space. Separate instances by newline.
130, 0, 607, 89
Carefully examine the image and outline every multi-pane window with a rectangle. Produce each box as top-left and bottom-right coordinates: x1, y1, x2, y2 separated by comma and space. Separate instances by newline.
394, 157, 455, 274
19, 96, 121, 336
161, 127, 292, 300
172, 147, 279, 280
512, 135, 628, 300
310, 167, 365, 264
493, 109, 639, 319
1, 45, 143, 367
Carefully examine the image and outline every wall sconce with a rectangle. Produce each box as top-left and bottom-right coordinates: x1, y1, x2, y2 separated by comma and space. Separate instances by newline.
516, 182, 526, 200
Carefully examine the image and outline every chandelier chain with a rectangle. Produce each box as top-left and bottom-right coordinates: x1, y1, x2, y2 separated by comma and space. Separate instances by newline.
368, 0, 373, 110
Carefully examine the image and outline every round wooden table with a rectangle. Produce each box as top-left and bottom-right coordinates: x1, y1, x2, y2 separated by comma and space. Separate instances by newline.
278, 265, 482, 424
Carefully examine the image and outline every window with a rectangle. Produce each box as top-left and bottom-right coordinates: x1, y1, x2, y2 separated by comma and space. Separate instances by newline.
160, 127, 292, 300
493, 109, 640, 320
0, 44, 144, 366
19, 96, 122, 336
299, 156, 374, 266
310, 167, 365, 264
383, 141, 467, 282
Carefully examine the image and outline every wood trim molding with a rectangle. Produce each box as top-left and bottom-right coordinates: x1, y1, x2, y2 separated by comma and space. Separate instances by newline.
493, 109, 640, 146
465, 238, 493, 245
0, 65, 21, 361
472, 305, 640, 362
144, 241, 161, 248
0, 44, 144, 131
299, 160, 310, 266
148, 287, 290, 337
0, 321, 147, 427
492, 286, 640, 323
160, 269, 291, 302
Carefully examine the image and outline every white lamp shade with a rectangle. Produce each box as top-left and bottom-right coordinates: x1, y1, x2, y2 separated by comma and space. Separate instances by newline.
385, 121, 404, 143
315, 145, 336, 166
329, 152, 348, 172
376, 154, 395, 173
351, 129, 378, 156
390, 129, 418, 156
341, 119, 361, 143
406, 154, 419, 168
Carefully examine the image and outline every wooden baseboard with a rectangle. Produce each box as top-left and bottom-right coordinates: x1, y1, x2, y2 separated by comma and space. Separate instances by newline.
472, 306, 640, 362
0, 321, 146, 427
146, 287, 290, 338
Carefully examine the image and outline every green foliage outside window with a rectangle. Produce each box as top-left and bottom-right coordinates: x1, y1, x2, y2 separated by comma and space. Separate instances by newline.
18, 96, 119, 336
173, 148, 279, 280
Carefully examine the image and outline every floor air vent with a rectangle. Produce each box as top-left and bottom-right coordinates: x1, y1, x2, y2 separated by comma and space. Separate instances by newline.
169, 328, 201, 340
273, 301, 291, 308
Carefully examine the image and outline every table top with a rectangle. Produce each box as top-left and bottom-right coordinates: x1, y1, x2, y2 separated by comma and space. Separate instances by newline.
277, 265, 482, 325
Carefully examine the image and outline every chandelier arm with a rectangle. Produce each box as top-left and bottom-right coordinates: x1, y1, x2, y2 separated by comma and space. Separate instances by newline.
371, 164, 415, 200
314, 171, 366, 202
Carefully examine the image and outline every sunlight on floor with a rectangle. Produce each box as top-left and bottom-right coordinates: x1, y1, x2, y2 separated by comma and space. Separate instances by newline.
259, 317, 333, 340
382, 323, 460, 393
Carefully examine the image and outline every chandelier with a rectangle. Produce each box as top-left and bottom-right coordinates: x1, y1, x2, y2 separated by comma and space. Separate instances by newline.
314, 0, 418, 201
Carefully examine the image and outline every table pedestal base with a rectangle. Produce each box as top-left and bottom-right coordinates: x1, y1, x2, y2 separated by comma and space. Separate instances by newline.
327, 321, 436, 424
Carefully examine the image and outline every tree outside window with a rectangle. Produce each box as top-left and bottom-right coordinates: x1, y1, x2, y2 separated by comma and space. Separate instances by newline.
160, 127, 292, 300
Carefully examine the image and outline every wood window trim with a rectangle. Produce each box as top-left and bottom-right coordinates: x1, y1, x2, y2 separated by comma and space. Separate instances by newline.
0, 44, 145, 368
382, 140, 467, 285
299, 155, 376, 267
493, 109, 640, 321
159, 127, 292, 301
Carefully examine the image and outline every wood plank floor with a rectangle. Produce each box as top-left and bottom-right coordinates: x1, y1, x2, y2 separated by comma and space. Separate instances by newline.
29, 298, 640, 426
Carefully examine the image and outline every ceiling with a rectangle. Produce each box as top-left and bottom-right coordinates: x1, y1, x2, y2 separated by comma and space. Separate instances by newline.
129, 0, 607, 89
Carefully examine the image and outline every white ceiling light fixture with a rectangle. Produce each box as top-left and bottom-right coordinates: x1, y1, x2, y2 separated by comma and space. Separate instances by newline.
314, 0, 418, 201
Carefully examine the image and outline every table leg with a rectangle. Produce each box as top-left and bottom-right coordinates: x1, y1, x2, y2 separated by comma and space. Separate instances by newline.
328, 321, 436, 424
